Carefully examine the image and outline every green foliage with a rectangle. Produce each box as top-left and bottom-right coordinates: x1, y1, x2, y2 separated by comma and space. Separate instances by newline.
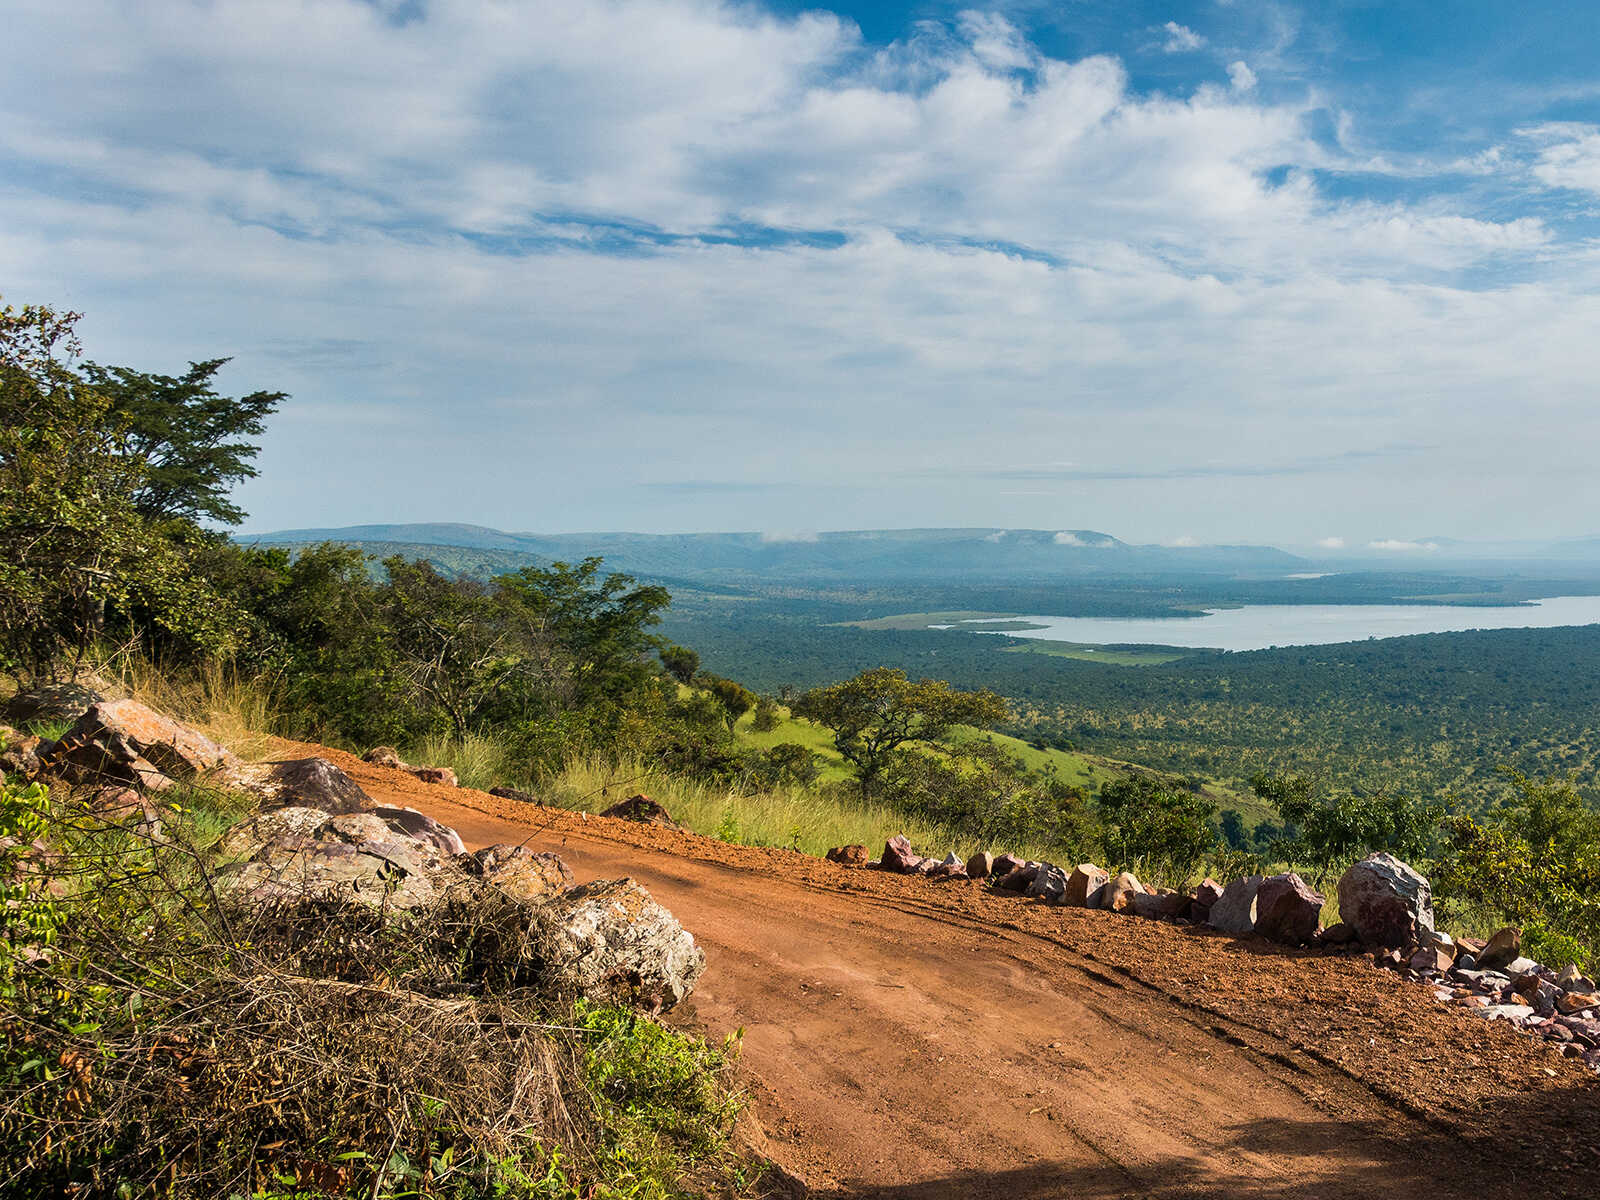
748, 695, 780, 733
656, 645, 699, 687
794, 667, 1009, 795
0, 776, 61, 999
0, 302, 246, 682
881, 740, 1096, 855
1432, 770, 1600, 970
1251, 771, 1444, 885
1097, 775, 1218, 886
79, 357, 283, 527
698, 675, 756, 732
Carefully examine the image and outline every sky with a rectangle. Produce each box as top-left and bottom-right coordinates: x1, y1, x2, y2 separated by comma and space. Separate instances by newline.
5, 0, 1600, 548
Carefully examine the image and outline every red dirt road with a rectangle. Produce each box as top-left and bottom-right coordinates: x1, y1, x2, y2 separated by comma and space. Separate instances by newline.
290, 744, 1600, 1198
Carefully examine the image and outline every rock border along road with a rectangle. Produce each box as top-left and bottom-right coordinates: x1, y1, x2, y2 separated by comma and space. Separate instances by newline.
287, 742, 1600, 1199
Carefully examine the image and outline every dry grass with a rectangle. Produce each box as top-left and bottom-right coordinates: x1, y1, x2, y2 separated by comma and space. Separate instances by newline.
98, 650, 286, 762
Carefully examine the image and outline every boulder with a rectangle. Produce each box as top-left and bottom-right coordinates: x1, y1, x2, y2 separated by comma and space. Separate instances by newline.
1558, 992, 1600, 1016
462, 844, 574, 903
409, 765, 459, 788
1064, 864, 1109, 907
1026, 863, 1069, 903
371, 805, 467, 855
1336, 853, 1433, 949
1192, 879, 1225, 909
532, 878, 705, 1012
928, 859, 970, 881
489, 785, 540, 805
991, 853, 1026, 878
0, 725, 42, 780
881, 835, 926, 874
826, 844, 869, 868
362, 746, 408, 769
1103, 871, 1146, 913
600, 794, 682, 830
1556, 963, 1594, 990
1208, 875, 1265, 935
1254, 873, 1325, 945
1410, 945, 1455, 974
965, 851, 995, 880
4, 680, 106, 725
1319, 922, 1358, 946
43, 699, 240, 791
231, 757, 375, 814
1477, 927, 1523, 971
1129, 890, 1187, 920
992, 862, 1039, 892
218, 806, 458, 910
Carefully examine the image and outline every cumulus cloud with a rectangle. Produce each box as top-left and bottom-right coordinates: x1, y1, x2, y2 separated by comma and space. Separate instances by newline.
1369, 539, 1439, 553
1227, 61, 1257, 92
1159, 22, 1206, 52
1054, 532, 1114, 547
1316, 536, 1347, 549
1164, 535, 1201, 547
983, 529, 1009, 541
1525, 124, 1600, 195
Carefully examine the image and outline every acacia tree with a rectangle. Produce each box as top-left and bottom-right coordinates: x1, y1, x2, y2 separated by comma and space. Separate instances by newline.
793, 667, 1009, 795
1097, 774, 1218, 885
0, 303, 238, 682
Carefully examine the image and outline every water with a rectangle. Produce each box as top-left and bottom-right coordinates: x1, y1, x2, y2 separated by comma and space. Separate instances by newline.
962, 595, 1600, 652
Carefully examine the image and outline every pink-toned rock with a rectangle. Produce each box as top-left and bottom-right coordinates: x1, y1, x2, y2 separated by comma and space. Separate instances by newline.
1558, 992, 1600, 1016
965, 851, 995, 879
230, 757, 374, 814
1193, 878, 1225, 908
1254, 872, 1326, 945
1477, 927, 1523, 971
927, 860, 970, 881
991, 853, 1026, 877
1319, 922, 1358, 946
1336, 853, 1432, 949
1410, 945, 1454, 974
1129, 889, 1187, 920
409, 765, 459, 788
1064, 864, 1109, 907
881, 835, 926, 875
993, 862, 1039, 892
370, 805, 466, 855
44, 699, 238, 791
826, 844, 869, 867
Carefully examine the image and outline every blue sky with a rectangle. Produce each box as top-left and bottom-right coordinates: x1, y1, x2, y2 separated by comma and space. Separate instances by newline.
5, 0, 1600, 548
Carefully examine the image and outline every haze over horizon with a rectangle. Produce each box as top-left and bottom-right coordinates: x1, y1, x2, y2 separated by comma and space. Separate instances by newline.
6, 1, 1599, 546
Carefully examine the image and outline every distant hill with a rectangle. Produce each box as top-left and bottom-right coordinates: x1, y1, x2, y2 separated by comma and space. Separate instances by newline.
243, 523, 1307, 583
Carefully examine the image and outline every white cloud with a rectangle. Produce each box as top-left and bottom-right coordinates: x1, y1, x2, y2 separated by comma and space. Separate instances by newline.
1316, 536, 1346, 549
1054, 531, 1089, 546
1227, 61, 1257, 92
1525, 123, 1600, 196
983, 529, 1009, 541
1160, 22, 1206, 52
1164, 535, 1200, 546
1369, 539, 1439, 553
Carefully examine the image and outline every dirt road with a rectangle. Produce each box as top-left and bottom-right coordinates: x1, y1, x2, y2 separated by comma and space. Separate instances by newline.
295, 745, 1600, 1198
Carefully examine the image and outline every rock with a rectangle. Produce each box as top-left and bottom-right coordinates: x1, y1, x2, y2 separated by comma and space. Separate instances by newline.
1192, 878, 1225, 909
1319, 922, 1358, 946
1336, 853, 1433, 948
1254, 873, 1326, 945
489, 785, 540, 804
1026, 863, 1069, 903
230, 757, 375, 814
1477, 927, 1522, 971
1500, 956, 1539, 978
965, 851, 995, 879
927, 860, 970, 881
532, 878, 705, 1012
1208, 875, 1265, 935
462, 844, 573, 902
218, 806, 458, 910
1410, 946, 1455, 974
600, 794, 682, 829
1103, 871, 1146, 913
409, 765, 459, 788
1556, 963, 1596, 991
1456, 936, 1487, 956
370, 805, 467, 855
1558, 992, 1600, 1016
4, 680, 106, 725
1064, 864, 1109, 907
1476, 1003, 1537, 1023
991, 853, 1026, 877
43, 699, 239, 791
826, 844, 869, 867
881, 834, 926, 874
1129, 890, 1186, 920
0, 725, 42, 779
362, 745, 408, 769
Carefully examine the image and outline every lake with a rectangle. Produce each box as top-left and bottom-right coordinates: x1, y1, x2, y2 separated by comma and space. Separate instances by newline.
960, 595, 1600, 653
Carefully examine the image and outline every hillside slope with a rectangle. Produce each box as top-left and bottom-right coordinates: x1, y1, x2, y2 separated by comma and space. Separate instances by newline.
289, 740, 1600, 1199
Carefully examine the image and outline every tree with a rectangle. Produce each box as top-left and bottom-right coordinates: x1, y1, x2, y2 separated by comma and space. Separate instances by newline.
1097, 774, 1218, 885
1219, 808, 1248, 850
699, 674, 756, 731
1251, 771, 1443, 885
793, 667, 1009, 794
0, 303, 240, 682
658, 644, 700, 686
81, 358, 283, 526
750, 694, 781, 732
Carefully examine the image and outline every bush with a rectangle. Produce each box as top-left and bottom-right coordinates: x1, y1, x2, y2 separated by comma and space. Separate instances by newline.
1097, 775, 1217, 886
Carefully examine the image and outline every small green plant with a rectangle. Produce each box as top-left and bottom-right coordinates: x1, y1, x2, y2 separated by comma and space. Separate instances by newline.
715, 802, 740, 844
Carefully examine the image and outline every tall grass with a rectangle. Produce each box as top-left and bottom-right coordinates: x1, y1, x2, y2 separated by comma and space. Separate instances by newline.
100, 652, 286, 761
